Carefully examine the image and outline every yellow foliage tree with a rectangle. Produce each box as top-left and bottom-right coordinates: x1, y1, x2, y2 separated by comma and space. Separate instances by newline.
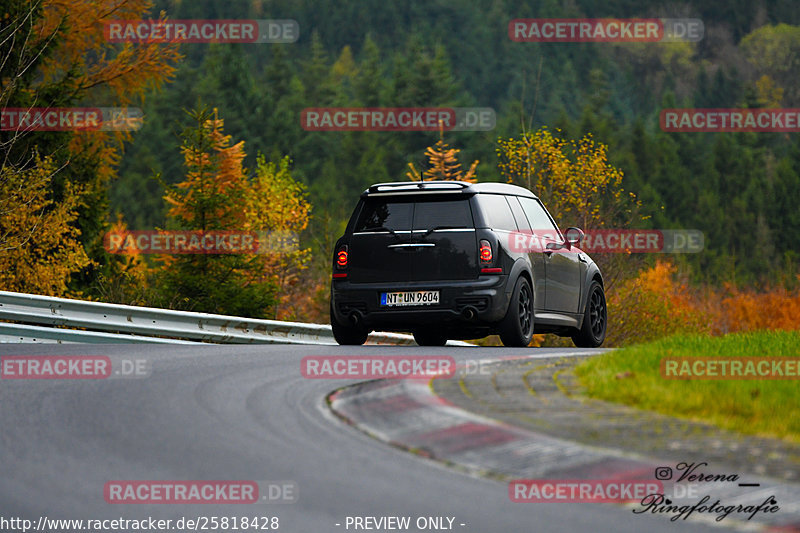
740, 23, 800, 105
755, 75, 784, 108
497, 127, 645, 299
157, 109, 311, 318
247, 154, 312, 320
0, 0, 181, 296
497, 127, 637, 230
0, 155, 90, 295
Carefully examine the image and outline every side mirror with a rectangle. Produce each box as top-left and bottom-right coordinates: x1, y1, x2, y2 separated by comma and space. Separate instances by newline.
564, 227, 584, 248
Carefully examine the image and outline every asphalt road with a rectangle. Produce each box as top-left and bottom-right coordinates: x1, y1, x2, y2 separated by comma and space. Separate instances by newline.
0, 344, 722, 533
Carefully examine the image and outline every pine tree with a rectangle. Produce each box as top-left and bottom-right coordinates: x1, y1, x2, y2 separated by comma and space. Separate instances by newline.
154, 108, 276, 316
406, 126, 478, 182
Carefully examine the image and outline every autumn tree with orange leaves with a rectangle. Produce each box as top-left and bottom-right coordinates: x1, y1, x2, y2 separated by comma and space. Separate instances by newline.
0, 0, 180, 296
154, 108, 310, 318
406, 126, 478, 182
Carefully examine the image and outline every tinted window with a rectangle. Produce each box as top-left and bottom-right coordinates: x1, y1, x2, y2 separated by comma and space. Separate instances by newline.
519, 197, 558, 235
355, 200, 413, 231
354, 197, 473, 232
475, 194, 518, 231
507, 196, 531, 231
412, 199, 473, 230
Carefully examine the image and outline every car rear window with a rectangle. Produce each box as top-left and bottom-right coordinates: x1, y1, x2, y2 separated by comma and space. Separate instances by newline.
354, 197, 473, 232
354, 200, 413, 231
412, 199, 473, 230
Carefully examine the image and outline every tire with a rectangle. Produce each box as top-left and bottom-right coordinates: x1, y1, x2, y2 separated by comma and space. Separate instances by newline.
413, 330, 447, 346
330, 302, 369, 345
572, 281, 607, 348
498, 276, 534, 347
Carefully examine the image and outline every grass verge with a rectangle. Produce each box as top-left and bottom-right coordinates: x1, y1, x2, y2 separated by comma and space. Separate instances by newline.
574, 330, 800, 442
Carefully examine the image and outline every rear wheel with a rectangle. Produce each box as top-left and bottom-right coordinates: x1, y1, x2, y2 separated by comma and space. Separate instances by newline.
330, 302, 369, 345
498, 277, 534, 347
413, 330, 447, 346
572, 281, 607, 348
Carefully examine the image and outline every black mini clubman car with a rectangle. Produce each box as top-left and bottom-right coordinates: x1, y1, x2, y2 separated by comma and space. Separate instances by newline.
330, 181, 607, 347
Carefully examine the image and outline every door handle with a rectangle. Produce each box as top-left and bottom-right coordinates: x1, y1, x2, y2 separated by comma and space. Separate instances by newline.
544, 241, 561, 257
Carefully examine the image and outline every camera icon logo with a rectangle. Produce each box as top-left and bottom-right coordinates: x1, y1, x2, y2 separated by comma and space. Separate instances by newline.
655, 467, 673, 480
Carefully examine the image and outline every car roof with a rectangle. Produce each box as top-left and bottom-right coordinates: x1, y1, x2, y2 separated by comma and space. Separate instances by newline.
361, 180, 538, 199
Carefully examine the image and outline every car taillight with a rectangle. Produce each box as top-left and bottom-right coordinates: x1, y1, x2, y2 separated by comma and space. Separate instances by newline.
479, 240, 492, 263
336, 246, 348, 269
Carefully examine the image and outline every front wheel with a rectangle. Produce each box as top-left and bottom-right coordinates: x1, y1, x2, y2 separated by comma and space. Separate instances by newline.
498, 277, 534, 347
330, 302, 369, 345
572, 281, 607, 348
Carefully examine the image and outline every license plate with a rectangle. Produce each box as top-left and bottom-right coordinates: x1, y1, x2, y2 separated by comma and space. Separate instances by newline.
381, 290, 440, 306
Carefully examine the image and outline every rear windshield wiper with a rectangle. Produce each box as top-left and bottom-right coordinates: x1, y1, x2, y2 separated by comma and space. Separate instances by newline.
419, 225, 465, 237
360, 226, 405, 240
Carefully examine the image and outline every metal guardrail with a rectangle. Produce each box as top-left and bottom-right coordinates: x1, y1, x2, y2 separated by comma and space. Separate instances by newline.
0, 322, 197, 344
0, 291, 472, 346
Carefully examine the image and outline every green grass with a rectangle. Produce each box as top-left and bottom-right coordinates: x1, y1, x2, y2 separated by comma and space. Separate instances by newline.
574, 330, 800, 442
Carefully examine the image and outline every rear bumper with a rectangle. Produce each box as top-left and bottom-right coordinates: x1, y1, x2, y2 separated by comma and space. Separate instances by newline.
331, 275, 510, 330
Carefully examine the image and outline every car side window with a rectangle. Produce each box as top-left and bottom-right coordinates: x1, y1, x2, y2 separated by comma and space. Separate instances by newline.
475, 194, 518, 231
507, 196, 531, 231
519, 197, 559, 240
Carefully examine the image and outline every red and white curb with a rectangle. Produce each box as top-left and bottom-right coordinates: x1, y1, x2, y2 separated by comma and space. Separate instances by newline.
328, 355, 800, 532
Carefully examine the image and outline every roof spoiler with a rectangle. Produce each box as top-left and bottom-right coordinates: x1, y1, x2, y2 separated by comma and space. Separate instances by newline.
364, 181, 472, 196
